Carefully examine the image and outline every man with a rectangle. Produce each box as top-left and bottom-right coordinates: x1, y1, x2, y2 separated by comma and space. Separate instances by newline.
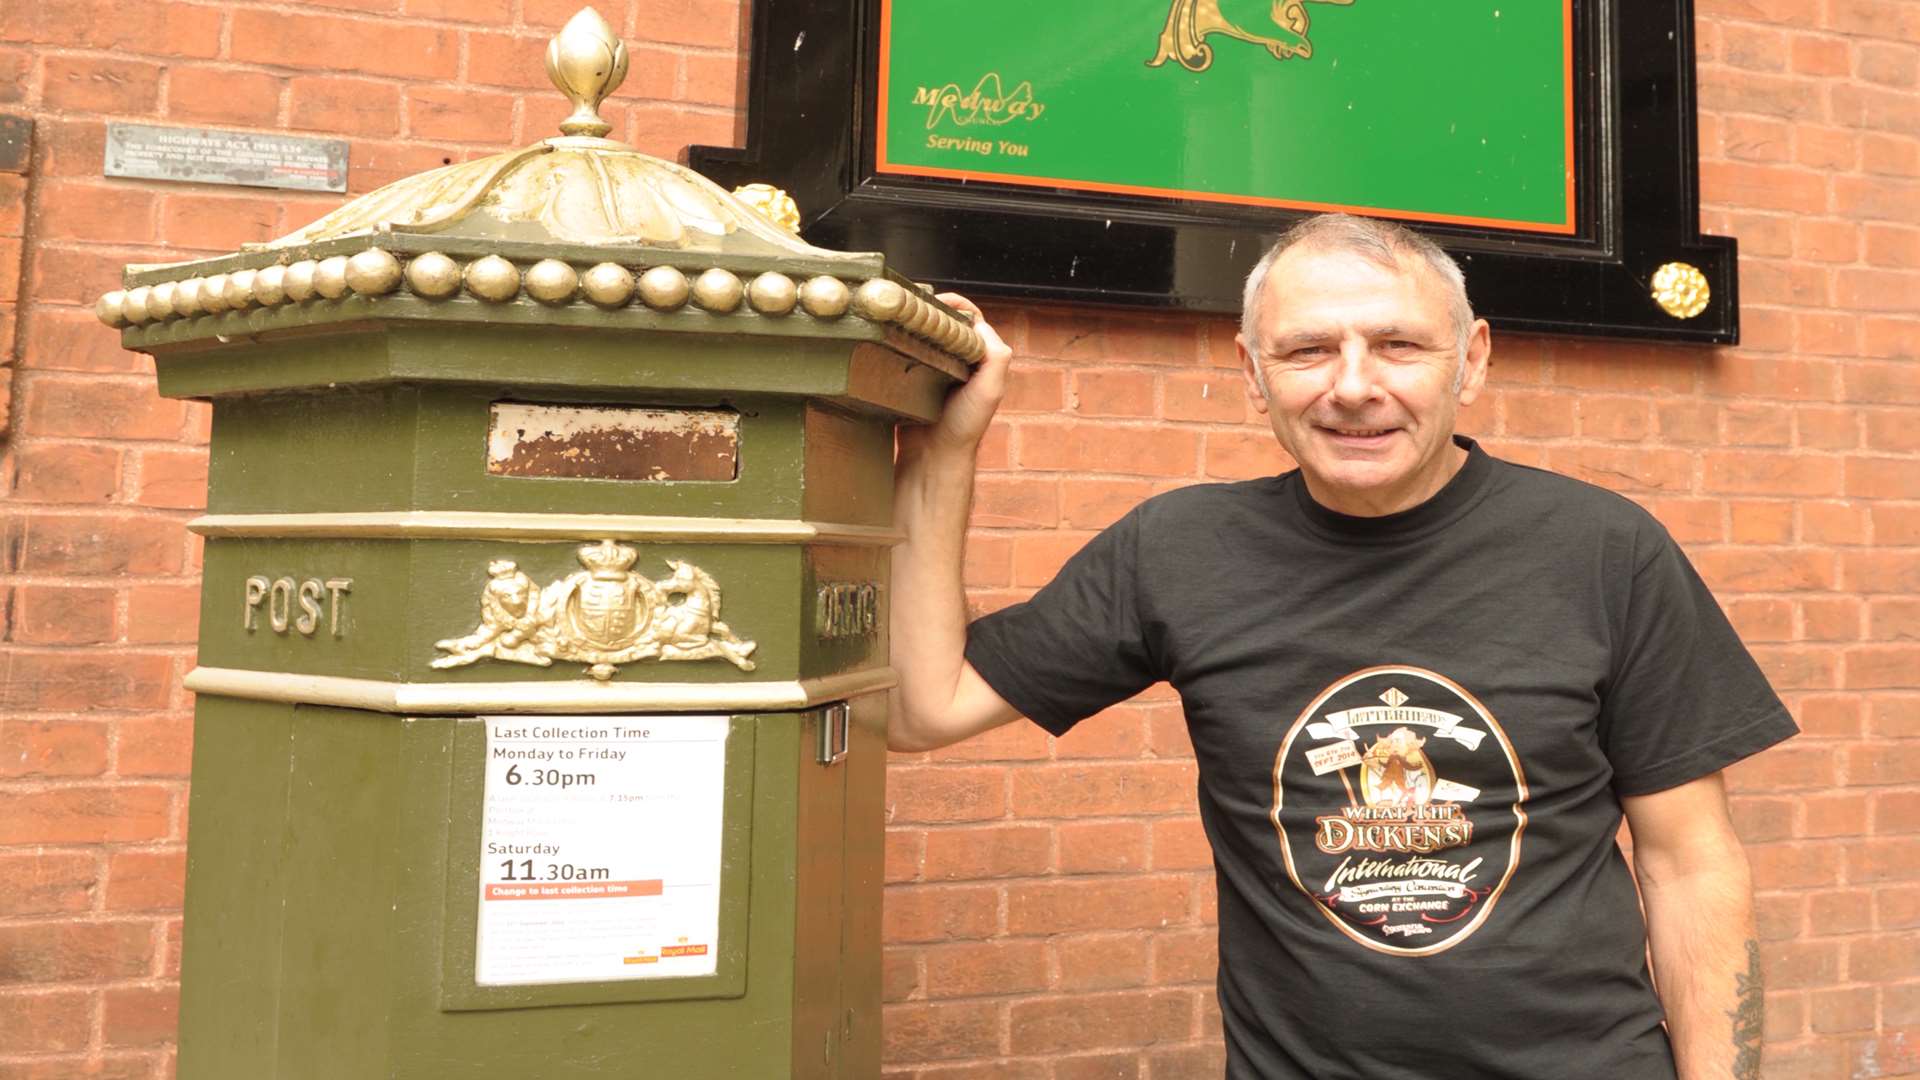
891, 213, 1794, 1079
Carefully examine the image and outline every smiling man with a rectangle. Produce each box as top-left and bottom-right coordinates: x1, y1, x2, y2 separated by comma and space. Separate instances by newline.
890, 213, 1795, 1080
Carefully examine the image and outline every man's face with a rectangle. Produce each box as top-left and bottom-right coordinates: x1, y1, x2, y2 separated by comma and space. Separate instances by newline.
1237, 245, 1490, 517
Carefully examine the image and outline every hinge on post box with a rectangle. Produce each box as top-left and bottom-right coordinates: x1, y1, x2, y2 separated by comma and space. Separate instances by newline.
817, 702, 850, 766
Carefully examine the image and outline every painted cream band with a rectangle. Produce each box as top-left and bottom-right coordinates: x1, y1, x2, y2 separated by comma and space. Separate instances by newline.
189, 511, 904, 546
184, 665, 897, 715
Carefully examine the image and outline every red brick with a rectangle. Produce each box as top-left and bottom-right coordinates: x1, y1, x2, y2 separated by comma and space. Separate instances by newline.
927, 721, 1049, 764
1001, 368, 1065, 413
1012, 531, 1098, 588
123, 584, 200, 645
7, 513, 187, 575
1730, 501, 1795, 543
881, 1000, 1001, 1064
113, 714, 191, 780
229, 10, 457, 80
42, 55, 162, 113
22, 375, 186, 440
17, 306, 147, 373
1844, 645, 1920, 689
888, 766, 1006, 824
1011, 762, 1197, 818
623, 102, 737, 163
883, 885, 999, 944
402, 0, 513, 21
1846, 457, 1920, 500
1702, 161, 1829, 212
33, 182, 156, 245
1056, 822, 1149, 875
1862, 133, 1920, 178
1072, 372, 1157, 418
0, 651, 175, 713
0, 990, 93, 1052
1694, 548, 1836, 592
1848, 742, 1920, 785
102, 985, 178, 1048
1703, 356, 1837, 400
1503, 391, 1576, 438
130, 449, 206, 510
104, 850, 186, 912
631, 0, 747, 50
1796, 125, 1857, 169
1057, 933, 1151, 991
1726, 745, 1840, 793
0, 854, 98, 918
1871, 599, 1920, 642
1544, 446, 1692, 493
1008, 990, 1191, 1054
0, 921, 154, 984
1836, 267, 1920, 311
1809, 986, 1876, 1034
1201, 430, 1291, 481
1007, 878, 1194, 935
0, 786, 173, 844
971, 475, 1058, 528
466, 32, 563, 91
1802, 596, 1863, 642
157, 191, 281, 251
288, 76, 402, 138
1161, 373, 1245, 423
922, 824, 1050, 881
1794, 407, 1858, 449
1059, 478, 1154, 530
1730, 796, 1796, 842
407, 85, 522, 145
11, 584, 117, 645
27, 244, 146, 307
166, 66, 283, 127
923, 940, 1048, 999
10, 443, 123, 504
1865, 223, 1920, 268
0, 719, 110, 778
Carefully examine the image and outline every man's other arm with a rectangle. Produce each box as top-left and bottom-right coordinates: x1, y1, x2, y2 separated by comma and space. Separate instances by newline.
1623, 772, 1763, 1080
888, 295, 1022, 752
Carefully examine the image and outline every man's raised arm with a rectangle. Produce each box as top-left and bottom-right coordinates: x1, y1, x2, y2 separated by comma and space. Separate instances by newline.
887, 295, 1023, 752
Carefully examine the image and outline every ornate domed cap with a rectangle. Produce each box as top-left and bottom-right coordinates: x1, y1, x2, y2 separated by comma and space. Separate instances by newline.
97, 6, 983, 367
257, 7, 835, 257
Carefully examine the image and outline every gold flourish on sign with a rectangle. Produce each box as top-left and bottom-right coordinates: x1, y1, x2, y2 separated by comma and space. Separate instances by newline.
1650, 261, 1710, 319
432, 541, 757, 681
1149, 0, 1355, 73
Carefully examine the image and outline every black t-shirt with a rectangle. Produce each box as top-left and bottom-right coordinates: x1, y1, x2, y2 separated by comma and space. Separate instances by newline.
965, 438, 1797, 1080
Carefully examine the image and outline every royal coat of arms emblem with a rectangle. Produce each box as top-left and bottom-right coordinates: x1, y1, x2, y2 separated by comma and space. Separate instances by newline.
432, 540, 757, 681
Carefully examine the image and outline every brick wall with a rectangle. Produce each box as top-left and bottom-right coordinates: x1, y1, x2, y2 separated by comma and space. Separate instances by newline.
0, 1, 1913, 1078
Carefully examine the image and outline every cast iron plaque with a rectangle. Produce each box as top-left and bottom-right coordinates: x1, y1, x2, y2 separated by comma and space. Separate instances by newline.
105, 123, 348, 193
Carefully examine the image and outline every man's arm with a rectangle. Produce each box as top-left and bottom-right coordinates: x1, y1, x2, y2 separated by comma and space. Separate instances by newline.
887, 295, 1022, 752
1622, 772, 1763, 1080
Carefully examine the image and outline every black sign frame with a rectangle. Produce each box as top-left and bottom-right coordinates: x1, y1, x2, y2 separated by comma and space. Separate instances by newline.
691, 0, 1737, 344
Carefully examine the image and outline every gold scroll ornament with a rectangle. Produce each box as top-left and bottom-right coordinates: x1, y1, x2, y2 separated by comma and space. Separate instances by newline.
1150, 0, 1355, 72
433, 540, 756, 681
1650, 261, 1710, 319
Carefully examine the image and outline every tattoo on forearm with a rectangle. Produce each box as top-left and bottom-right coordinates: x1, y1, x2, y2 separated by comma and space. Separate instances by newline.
1729, 938, 1763, 1080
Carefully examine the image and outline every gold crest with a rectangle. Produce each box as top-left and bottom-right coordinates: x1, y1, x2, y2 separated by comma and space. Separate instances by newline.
433, 541, 757, 681
1149, 0, 1355, 73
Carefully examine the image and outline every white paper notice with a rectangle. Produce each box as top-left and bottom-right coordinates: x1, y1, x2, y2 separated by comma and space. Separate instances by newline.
475, 715, 728, 987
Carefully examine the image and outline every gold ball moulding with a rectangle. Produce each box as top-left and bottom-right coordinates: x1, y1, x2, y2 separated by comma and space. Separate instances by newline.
581, 262, 636, 308
201, 273, 233, 313
145, 281, 179, 321
405, 253, 462, 300
1650, 261, 1710, 319
691, 267, 744, 313
747, 272, 798, 316
637, 265, 690, 310
797, 276, 851, 319
465, 255, 523, 303
313, 256, 351, 300
345, 249, 403, 297
224, 269, 257, 310
174, 278, 207, 317
284, 261, 319, 303
852, 278, 908, 323
96, 290, 129, 327
524, 259, 580, 304
251, 266, 287, 307
121, 286, 153, 325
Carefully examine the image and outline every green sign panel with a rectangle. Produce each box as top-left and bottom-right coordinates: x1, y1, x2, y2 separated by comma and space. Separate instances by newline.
876, 0, 1574, 233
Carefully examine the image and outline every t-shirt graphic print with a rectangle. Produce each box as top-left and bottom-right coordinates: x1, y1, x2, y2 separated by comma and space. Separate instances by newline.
1274, 665, 1526, 956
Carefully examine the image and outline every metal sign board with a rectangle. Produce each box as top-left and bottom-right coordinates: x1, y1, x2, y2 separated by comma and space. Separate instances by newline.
475, 715, 729, 987
105, 122, 348, 193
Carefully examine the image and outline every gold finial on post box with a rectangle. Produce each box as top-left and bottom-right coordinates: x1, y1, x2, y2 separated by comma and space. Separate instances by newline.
547, 7, 629, 139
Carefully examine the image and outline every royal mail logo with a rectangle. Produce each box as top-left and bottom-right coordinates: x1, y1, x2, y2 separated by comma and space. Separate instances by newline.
1273, 667, 1528, 957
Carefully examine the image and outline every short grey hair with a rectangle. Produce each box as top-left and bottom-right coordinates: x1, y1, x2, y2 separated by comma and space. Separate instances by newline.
1239, 213, 1474, 359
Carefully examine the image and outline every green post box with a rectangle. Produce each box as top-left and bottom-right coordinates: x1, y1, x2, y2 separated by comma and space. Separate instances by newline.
95, 11, 980, 1077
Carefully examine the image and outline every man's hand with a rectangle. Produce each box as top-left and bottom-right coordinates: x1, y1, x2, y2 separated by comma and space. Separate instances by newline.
887, 294, 1021, 752
1623, 772, 1762, 1080
909, 293, 1012, 455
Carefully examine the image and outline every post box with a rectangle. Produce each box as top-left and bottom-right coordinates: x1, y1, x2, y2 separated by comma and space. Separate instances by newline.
95, 10, 981, 1076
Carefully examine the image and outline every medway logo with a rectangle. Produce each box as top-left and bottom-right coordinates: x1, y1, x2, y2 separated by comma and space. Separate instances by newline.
914, 73, 1047, 129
